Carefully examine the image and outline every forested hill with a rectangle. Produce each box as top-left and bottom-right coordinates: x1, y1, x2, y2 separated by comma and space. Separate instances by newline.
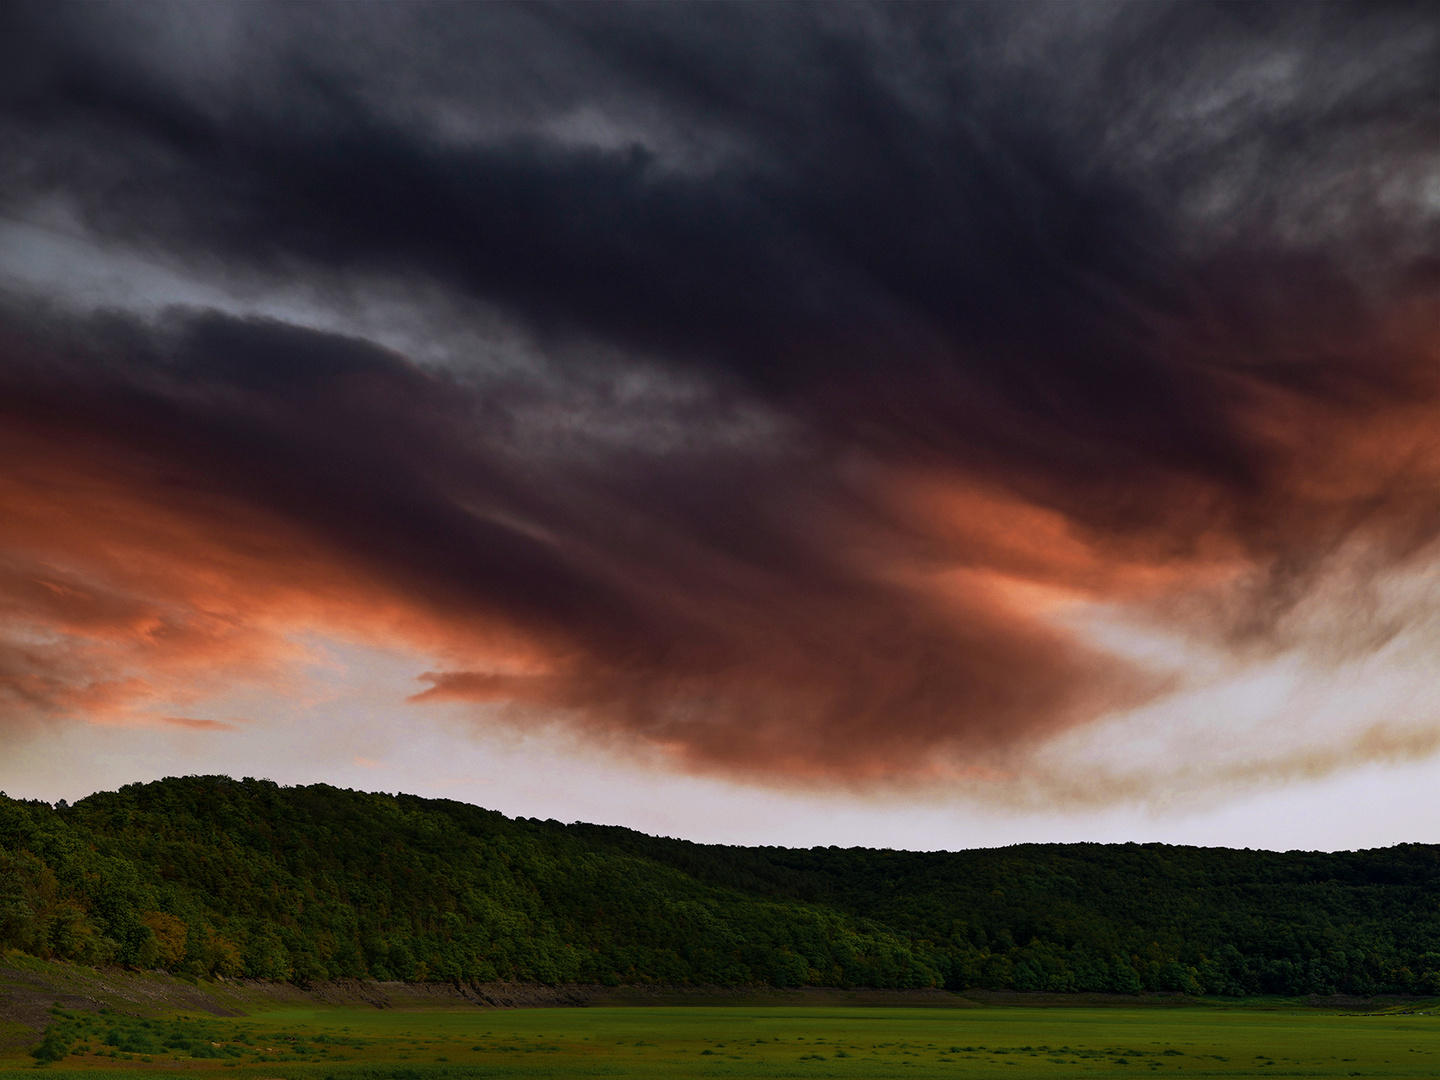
2, 777, 1437, 997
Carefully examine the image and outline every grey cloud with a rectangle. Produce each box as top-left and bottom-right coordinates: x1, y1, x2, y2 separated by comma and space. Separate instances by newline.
0, 1, 1434, 782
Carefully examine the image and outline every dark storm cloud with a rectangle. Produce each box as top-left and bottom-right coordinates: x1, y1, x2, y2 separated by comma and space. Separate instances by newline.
0, 303, 1147, 771
0, 1, 1434, 781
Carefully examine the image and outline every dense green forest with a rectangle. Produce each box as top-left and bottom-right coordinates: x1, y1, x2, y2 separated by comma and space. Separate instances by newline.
2, 776, 1437, 997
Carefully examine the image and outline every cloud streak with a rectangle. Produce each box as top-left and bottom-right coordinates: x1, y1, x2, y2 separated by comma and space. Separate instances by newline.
0, 1, 1434, 797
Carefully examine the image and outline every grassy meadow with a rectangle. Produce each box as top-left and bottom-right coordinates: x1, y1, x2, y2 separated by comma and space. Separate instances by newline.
3, 1002, 1438, 1079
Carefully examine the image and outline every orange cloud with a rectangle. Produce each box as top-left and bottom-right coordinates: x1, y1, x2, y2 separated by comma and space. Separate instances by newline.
0, 285, 1434, 797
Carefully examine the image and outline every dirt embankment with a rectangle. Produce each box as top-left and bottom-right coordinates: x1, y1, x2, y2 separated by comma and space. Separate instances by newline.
0, 957, 973, 1026
2, 954, 1416, 1051
0, 955, 978, 1047
0, 960, 566, 1042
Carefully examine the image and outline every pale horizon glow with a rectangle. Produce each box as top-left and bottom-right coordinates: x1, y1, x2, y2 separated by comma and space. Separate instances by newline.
6, 715, 1439, 854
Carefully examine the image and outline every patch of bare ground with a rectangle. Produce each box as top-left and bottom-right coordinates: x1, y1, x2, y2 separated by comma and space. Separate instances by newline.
0, 956, 265, 1046
958, 989, 1202, 1007
11, 952, 1412, 1056
583, 983, 973, 1007
0, 958, 971, 1035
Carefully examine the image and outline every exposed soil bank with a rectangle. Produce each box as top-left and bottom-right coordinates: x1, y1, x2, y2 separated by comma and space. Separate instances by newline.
1, 954, 1422, 1051
0, 957, 969, 1040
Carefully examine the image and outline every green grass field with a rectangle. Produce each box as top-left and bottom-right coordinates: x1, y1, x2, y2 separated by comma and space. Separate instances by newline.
4, 1003, 1437, 1078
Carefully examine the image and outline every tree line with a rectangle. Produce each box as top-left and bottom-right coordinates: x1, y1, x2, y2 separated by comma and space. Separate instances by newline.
1, 776, 1436, 996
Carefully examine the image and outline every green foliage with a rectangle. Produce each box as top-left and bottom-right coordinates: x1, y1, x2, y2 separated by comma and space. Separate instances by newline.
24, 1008, 266, 1069
0, 777, 935, 988
568, 822, 1440, 995
22, 1003, 1440, 1079
2, 776, 1438, 995
28, 1024, 71, 1065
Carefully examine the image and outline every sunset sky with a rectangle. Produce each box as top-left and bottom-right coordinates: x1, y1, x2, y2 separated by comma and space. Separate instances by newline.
1, 1, 1436, 851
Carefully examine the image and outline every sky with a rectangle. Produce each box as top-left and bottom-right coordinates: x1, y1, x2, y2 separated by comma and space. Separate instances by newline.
0, 1, 1436, 852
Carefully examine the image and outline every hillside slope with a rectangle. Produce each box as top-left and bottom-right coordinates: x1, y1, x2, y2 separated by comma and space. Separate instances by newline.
2, 776, 1437, 996
0, 777, 935, 989
566, 823, 1440, 995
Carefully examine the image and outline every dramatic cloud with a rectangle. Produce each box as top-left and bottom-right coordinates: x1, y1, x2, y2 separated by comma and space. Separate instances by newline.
0, 1, 1434, 797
